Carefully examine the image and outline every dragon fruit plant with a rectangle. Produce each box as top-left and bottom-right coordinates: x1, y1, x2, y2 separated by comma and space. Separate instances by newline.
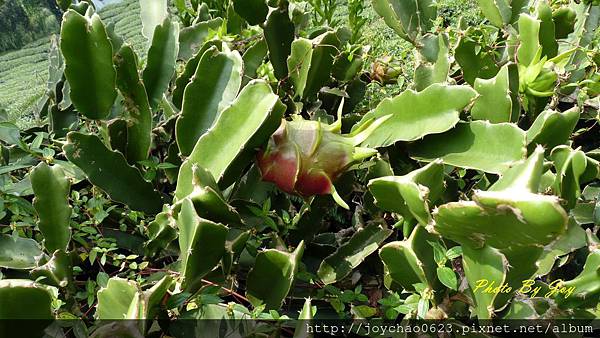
257, 103, 390, 209
3, 0, 600, 335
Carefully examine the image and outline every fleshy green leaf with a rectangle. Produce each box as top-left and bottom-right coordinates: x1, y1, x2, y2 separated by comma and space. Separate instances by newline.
0, 122, 20, 145
535, 219, 587, 277
455, 29, 500, 85
317, 224, 392, 284
537, 2, 558, 59
434, 190, 568, 249
69, 1, 90, 15
413, 34, 450, 91
226, 2, 244, 35
379, 226, 439, 291
264, 6, 295, 80
222, 229, 250, 275
371, 0, 407, 40
489, 145, 545, 193
287, 32, 340, 100
142, 275, 172, 320
64, 132, 163, 214
31, 250, 72, 288
46, 36, 64, 104
293, 298, 313, 338
369, 160, 444, 225
355, 84, 477, 147
175, 46, 243, 156
114, 44, 152, 163
143, 17, 179, 110
242, 39, 268, 87
172, 40, 223, 109
175, 80, 285, 199
246, 241, 305, 309
370, 0, 437, 43
144, 207, 177, 257
556, 249, 600, 308
181, 166, 242, 225
60, 9, 116, 119
31, 162, 72, 252
96, 278, 139, 319
475, 0, 509, 27
56, 0, 72, 11
409, 121, 526, 174
96, 275, 172, 322
553, 7, 576, 39
462, 245, 505, 319
179, 18, 223, 61
527, 107, 579, 151
107, 118, 128, 156
332, 49, 363, 83
232, 0, 268, 26
496, 245, 543, 307
0, 235, 44, 270
0, 279, 53, 319
517, 14, 541, 66
551, 146, 590, 210
0, 279, 53, 338
139, 0, 167, 41
503, 299, 540, 319
49, 105, 78, 139
472, 64, 512, 123
178, 199, 228, 292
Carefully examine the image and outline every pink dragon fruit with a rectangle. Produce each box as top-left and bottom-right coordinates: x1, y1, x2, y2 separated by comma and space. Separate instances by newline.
257, 108, 389, 209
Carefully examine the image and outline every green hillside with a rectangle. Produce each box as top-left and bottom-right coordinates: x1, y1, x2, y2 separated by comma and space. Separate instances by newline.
0, 0, 144, 127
